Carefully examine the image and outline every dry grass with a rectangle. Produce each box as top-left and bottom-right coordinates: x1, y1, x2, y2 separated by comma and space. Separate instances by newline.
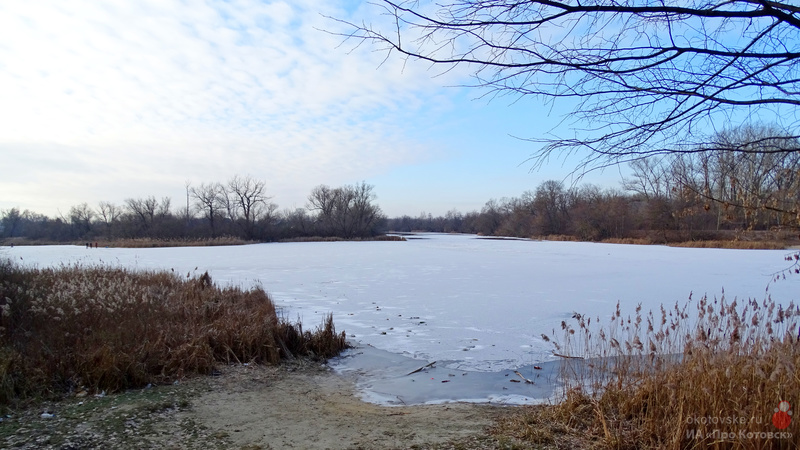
601, 237, 655, 246
538, 234, 580, 242
491, 391, 605, 449
1, 237, 254, 248
668, 240, 788, 250
0, 259, 348, 406
277, 235, 406, 243
497, 296, 800, 449
100, 236, 253, 248
600, 235, 789, 249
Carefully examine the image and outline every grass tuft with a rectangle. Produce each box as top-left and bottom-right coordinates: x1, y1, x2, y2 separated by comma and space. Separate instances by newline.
0, 258, 348, 405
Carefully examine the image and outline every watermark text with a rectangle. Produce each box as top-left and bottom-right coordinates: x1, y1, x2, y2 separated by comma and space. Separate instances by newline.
686, 429, 792, 440
685, 415, 761, 425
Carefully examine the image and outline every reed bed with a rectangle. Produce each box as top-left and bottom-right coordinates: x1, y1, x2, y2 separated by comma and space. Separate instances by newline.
277, 235, 406, 243
99, 236, 253, 248
597, 237, 787, 249
496, 295, 800, 449
1, 237, 254, 248
0, 259, 347, 405
600, 237, 654, 246
668, 240, 788, 250
537, 234, 580, 242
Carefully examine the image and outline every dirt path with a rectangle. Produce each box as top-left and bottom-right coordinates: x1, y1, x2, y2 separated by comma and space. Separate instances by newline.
0, 362, 528, 449
190, 362, 517, 449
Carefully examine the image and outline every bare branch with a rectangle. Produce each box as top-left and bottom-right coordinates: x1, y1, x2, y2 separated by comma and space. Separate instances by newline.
334, 0, 800, 171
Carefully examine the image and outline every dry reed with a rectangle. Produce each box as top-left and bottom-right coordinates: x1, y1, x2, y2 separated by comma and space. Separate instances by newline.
497, 295, 800, 449
600, 237, 654, 246
669, 240, 788, 250
100, 236, 253, 248
0, 259, 348, 405
277, 235, 406, 243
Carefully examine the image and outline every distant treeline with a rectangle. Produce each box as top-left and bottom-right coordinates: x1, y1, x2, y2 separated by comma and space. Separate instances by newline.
0, 178, 386, 243
2, 164, 798, 244
393, 179, 798, 243
395, 125, 800, 242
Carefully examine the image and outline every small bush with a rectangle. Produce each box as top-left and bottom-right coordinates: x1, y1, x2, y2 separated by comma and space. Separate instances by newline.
0, 259, 348, 405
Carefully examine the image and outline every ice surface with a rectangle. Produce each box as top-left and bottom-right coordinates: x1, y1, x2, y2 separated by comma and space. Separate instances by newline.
6, 233, 798, 404
329, 344, 675, 406
329, 343, 566, 406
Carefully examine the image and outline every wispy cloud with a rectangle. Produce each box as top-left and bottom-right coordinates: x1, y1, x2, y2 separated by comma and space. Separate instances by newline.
0, 0, 464, 213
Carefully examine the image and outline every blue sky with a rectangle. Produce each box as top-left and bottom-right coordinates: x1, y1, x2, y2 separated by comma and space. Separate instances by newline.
0, 0, 627, 218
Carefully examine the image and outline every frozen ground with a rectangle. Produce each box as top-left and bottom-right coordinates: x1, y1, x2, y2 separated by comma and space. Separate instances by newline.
7, 233, 799, 404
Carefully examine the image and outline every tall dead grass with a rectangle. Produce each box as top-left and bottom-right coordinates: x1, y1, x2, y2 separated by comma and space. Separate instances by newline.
668, 240, 788, 250
101, 236, 253, 248
600, 237, 654, 246
598, 237, 787, 249
277, 235, 407, 243
498, 296, 800, 449
0, 259, 347, 405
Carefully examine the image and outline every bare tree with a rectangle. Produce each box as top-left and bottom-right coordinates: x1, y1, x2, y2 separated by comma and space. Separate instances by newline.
218, 186, 237, 224
191, 182, 224, 237
183, 181, 194, 219
307, 182, 385, 238
227, 175, 271, 239
97, 201, 121, 239
125, 196, 158, 233
124, 196, 171, 237
1, 207, 25, 238
338, 1, 800, 172
155, 197, 171, 221
622, 159, 674, 201
307, 185, 339, 236
68, 203, 95, 237
443, 209, 464, 233
533, 180, 572, 235
671, 124, 800, 228
255, 201, 280, 240
281, 208, 313, 237
476, 199, 505, 235
348, 181, 385, 237
497, 192, 537, 237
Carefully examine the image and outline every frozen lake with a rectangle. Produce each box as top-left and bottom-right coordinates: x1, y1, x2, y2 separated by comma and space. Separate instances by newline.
7, 233, 799, 404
